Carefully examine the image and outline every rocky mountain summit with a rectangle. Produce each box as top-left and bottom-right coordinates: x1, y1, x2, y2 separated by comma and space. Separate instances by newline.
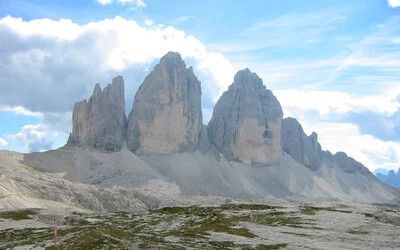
68, 76, 125, 152
126, 52, 204, 154
66, 52, 372, 176
282, 117, 322, 171
208, 69, 283, 164
3, 51, 398, 214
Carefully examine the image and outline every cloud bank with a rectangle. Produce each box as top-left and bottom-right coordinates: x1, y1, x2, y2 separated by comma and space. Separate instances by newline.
0, 15, 235, 152
388, 0, 400, 8
0, 16, 234, 114
6, 124, 53, 152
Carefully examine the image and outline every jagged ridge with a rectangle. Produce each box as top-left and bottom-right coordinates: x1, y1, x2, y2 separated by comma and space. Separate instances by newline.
60, 51, 399, 204
68, 76, 125, 152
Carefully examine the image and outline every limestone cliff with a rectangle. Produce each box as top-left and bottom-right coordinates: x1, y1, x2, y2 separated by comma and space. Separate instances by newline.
68, 76, 125, 152
282, 117, 371, 174
126, 52, 203, 154
282, 117, 322, 170
208, 69, 283, 164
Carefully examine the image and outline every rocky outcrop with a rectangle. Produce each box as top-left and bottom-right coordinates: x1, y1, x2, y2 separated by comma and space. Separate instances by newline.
282, 117, 322, 171
68, 76, 125, 152
126, 52, 203, 154
208, 68, 283, 164
64, 52, 377, 180
282, 117, 373, 174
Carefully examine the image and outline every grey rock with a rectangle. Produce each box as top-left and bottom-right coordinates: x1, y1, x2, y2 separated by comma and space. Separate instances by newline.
68, 76, 125, 152
208, 68, 283, 164
282, 117, 374, 174
333, 151, 370, 174
198, 125, 211, 154
126, 52, 203, 154
282, 117, 322, 171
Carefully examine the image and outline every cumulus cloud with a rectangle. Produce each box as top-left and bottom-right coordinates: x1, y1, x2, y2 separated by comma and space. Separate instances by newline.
96, 0, 113, 5
275, 86, 400, 119
7, 124, 53, 152
388, 0, 400, 8
0, 16, 235, 115
0, 105, 42, 116
144, 19, 154, 26
0, 137, 8, 147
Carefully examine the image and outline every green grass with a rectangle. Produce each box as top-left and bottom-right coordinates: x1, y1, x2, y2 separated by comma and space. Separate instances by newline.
0, 204, 298, 249
301, 206, 352, 214
347, 230, 369, 235
300, 207, 316, 216
0, 209, 37, 220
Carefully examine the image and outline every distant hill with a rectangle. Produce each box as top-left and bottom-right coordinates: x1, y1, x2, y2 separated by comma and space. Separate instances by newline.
376, 168, 400, 188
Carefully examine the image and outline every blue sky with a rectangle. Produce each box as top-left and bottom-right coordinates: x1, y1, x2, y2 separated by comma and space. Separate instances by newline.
0, 0, 400, 172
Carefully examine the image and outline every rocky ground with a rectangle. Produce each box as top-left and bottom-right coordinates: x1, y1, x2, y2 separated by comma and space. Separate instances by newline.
1, 202, 399, 249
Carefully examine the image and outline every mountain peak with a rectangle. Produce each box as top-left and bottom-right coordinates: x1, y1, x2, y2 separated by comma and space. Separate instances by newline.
93, 83, 102, 95
208, 69, 283, 164
282, 117, 322, 171
126, 52, 203, 154
159, 51, 184, 66
68, 76, 125, 152
232, 68, 263, 89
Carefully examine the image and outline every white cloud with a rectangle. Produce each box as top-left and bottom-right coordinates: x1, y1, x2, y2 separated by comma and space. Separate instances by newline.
0, 16, 235, 113
173, 16, 194, 24
144, 19, 154, 26
275, 86, 400, 119
388, 0, 400, 7
0, 105, 42, 116
0, 137, 8, 147
96, 0, 113, 5
96, 0, 146, 7
0, 17, 81, 40
120, 0, 146, 7
6, 124, 53, 152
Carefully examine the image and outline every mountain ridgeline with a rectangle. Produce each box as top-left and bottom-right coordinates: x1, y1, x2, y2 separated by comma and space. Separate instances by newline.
68, 51, 369, 173
13, 51, 386, 205
2, 51, 399, 215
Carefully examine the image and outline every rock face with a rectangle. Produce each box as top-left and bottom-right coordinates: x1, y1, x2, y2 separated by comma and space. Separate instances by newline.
208, 69, 283, 164
68, 76, 125, 152
126, 52, 203, 154
332, 151, 370, 174
64, 52, 378, 182
282, 117, 373, 174
282, 117, 322, 171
